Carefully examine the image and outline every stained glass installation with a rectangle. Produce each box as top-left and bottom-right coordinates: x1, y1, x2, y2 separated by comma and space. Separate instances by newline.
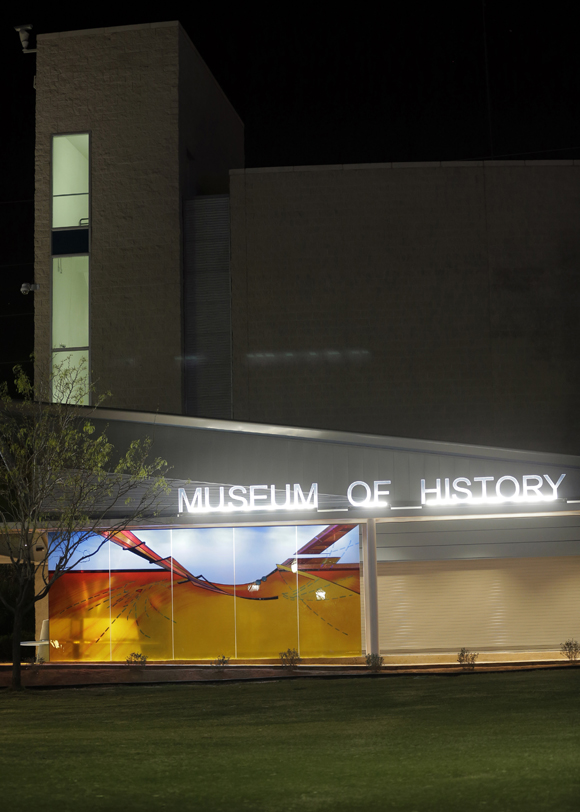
48, 524, 361, 662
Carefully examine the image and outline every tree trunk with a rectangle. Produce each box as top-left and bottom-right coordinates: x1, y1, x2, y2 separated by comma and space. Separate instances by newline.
11, 608, 23, 691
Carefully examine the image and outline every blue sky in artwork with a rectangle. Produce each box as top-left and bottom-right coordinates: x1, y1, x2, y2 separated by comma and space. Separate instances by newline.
51, 525, 359, 583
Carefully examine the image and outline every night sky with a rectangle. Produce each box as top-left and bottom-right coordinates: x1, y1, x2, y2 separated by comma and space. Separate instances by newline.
1, 4, 579, 389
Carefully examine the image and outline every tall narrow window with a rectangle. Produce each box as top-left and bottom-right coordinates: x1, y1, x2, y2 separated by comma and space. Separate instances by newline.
52, 134, 89, 229
51, 133, 90, 404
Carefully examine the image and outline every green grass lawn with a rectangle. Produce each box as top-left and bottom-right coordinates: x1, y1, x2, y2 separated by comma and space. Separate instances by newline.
1, 670, 579, 811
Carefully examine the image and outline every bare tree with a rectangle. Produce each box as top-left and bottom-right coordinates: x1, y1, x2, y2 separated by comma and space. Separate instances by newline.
0, 361, 168, 689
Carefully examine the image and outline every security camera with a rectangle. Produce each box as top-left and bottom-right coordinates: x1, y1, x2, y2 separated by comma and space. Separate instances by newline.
21, 283, 39, 295
14, 24, 36, 54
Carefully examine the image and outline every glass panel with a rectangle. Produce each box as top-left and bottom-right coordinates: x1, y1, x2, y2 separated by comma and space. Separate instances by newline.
234, 526, 299, 659
109, 530, 174, 662
172, 528, 235, 660
52, 256, 89, 350
296, 525, 361, 657
52, 229, 89, 256
48, 533, 110, 662
52, 134, 89, 228
52, 350, 89, 406
53, 194, 89, 229
47, 525, 363, 663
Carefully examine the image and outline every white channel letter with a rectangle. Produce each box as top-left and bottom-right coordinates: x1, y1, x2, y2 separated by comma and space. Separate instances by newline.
205, 486, 225, 510
473, 476, 494, 498
373, 480, 391, 505
420, 478, 441, 504
495, 476, 520, 499
522, 475, 543, 498
270, 484, 292, 508
178, 487, 203, 513
228, 486, 248, 509
250, 485, 269, 508
347, 481, 372, 506
543, 473, 566, 498
452, 477, 472, 500
293, 483, 318, 509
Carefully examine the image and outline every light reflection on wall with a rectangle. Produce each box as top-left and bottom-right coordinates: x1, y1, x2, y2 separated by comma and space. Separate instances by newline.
246, 349, 370, 365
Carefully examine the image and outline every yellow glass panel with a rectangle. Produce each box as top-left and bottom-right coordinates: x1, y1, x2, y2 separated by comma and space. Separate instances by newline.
173, 582, 236, 660
297, 568, 361, 657
235, 568, 299, 659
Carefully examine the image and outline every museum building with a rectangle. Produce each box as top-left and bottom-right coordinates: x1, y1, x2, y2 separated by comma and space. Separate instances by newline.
36, 408, 580, 665
19, 21, 580, 663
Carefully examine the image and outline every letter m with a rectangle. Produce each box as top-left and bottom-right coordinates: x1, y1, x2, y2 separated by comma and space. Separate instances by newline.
178, 487, 203, 513
294, 483, 318, 509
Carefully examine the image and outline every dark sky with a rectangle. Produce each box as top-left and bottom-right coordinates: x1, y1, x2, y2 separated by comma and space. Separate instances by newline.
1, 4, 579, 387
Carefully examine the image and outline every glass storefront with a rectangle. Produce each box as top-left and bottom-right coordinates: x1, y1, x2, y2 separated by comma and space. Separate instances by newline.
48, 524, 361, 661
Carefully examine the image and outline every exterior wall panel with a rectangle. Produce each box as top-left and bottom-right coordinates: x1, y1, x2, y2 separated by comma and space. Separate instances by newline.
376, 556, 580, 654
376, 515, 580, 561
183, 196, 232, 418
230, 163, 580, 454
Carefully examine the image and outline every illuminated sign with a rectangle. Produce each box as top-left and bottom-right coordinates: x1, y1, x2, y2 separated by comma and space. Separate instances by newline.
177, 474, 567, 514
347, 480, 391, 506
178, 483, 318, 514
420, 474, 566, 505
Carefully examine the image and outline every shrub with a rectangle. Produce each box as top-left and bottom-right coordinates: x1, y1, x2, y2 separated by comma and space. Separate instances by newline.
126, 652, 147, 665
280, 648, 301, 668
365, 653, 384, 671
457, 647, 478, 670
212, 655, 230, 667
560, 639, 580, 661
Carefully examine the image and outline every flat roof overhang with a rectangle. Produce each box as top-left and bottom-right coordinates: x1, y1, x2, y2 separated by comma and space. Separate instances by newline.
51, 406, 580, 528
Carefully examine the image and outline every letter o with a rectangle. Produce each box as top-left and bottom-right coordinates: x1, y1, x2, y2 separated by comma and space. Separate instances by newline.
495, 476, 520, 500
347, 480, 372, 506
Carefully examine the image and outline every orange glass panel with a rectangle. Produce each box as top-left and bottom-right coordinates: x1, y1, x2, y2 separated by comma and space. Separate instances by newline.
108, 571, 173, 662
49, 571, 111, 662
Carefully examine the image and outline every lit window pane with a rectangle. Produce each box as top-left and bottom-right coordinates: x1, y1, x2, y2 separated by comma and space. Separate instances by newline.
52, 256, 89, 350
52, 134, 89, 196
52, 134, 89, 228
52, 351, 89, 406
53, 194, 89, 229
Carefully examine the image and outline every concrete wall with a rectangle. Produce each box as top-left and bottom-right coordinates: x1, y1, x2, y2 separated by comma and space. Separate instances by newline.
230, 161, 580, 454
177, 31, 242, 417
178, 27, 244, 198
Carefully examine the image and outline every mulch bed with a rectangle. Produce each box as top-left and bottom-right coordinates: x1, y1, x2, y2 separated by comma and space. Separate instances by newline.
1, 659, 578, 688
